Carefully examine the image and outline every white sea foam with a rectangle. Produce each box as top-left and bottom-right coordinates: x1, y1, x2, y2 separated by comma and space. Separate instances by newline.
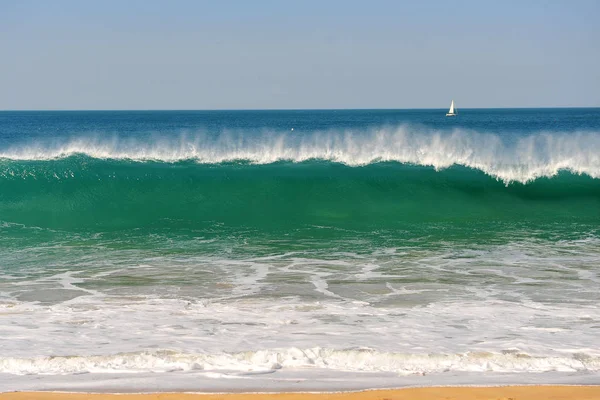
1, 127, 599, 183
1, 238, 600, 387
1, 347, 599, 376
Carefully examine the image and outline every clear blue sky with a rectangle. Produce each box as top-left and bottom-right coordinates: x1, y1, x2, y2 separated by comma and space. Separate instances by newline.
1, 0, 598, 109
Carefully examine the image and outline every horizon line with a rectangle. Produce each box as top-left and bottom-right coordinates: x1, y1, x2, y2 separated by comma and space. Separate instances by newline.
1, 106, 599, 112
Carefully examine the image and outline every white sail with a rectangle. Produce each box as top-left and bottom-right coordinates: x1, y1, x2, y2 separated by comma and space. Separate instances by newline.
446, 100, 457, 116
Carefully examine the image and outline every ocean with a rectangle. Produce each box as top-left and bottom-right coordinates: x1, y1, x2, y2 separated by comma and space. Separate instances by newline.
1, 109, 599, 391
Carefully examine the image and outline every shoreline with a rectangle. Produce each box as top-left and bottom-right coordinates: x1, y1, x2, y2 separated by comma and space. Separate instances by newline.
2, 386, 600, 400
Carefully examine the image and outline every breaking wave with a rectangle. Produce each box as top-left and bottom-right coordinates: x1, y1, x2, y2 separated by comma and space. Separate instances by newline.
1, 126, 600, 184
2, 347, 599, 375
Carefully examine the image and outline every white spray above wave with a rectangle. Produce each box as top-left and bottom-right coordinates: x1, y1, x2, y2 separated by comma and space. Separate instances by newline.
2, 347, 599, 375
1, 126, 600, 183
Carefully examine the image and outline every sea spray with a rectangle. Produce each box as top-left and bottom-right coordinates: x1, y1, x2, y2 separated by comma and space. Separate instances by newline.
1, 126, 600, 183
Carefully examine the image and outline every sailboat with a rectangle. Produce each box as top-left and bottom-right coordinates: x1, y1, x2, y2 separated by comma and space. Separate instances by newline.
446, 100, 457, 117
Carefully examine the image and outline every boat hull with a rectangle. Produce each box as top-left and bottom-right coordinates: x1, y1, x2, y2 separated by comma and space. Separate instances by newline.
446, 113, 457, 117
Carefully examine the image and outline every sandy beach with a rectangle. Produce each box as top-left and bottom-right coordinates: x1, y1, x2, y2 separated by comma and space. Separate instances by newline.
2, 387, 600, 400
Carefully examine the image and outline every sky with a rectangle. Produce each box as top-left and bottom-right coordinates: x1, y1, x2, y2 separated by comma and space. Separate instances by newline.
1, 0, 599, 110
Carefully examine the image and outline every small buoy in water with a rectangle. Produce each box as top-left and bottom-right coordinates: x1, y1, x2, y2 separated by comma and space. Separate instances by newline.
291, 128, 294, 131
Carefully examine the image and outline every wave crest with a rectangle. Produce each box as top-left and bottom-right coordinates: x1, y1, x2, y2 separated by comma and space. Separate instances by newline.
1, 126, 600, 183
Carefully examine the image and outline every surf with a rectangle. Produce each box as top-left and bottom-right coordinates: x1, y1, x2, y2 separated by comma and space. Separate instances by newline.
1, 125, 600, 184
2, 347, 599, 375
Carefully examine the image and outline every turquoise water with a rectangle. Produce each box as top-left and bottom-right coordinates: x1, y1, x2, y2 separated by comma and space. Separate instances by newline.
1, 160, 599, 251
1, 109, 600, 389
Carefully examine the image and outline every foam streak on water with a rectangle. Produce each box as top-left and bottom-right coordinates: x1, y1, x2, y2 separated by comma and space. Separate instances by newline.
1, 238, 600, 382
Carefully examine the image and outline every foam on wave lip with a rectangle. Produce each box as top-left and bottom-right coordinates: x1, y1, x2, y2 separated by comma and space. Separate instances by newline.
1, 347, 599, 376
1, 126, 599, 184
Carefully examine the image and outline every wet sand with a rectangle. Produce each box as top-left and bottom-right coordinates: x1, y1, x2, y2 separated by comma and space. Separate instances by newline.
2, 386, 600, 400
